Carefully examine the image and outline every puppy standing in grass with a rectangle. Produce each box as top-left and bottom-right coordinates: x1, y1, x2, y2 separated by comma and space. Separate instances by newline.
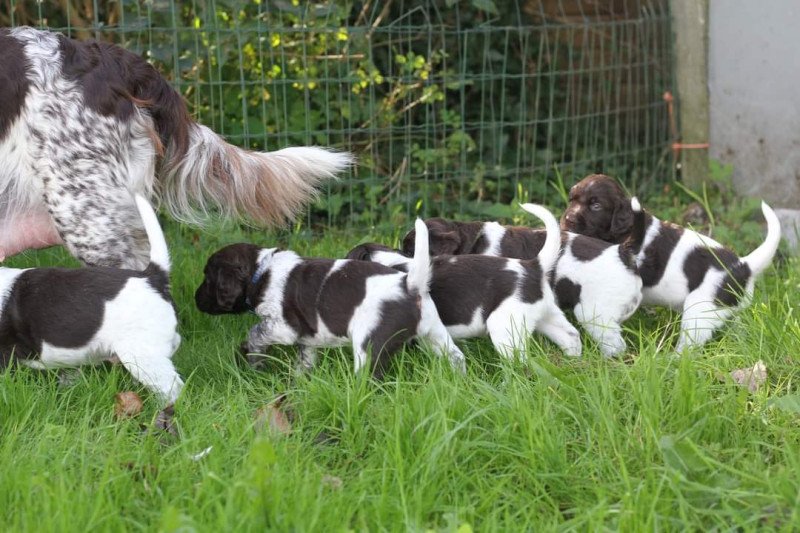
399, 200, 645, 357
561, 174, 782, 351
347, 204, 583, 360
0, 195, 182, 424
195, 221, 465, 377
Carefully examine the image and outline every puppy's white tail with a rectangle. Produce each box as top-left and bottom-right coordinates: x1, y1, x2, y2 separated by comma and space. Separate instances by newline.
622, 197, 647, 255
134, 194, 170, 273
520, 203, 561, 274
161, 124, 352, 226
406, 219, 432, 296
741, 201, 781, 277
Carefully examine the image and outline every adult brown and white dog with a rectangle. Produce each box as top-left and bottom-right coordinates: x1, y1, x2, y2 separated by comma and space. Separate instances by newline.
0, 195, 181, 428
399, 201, 645, 357
561, 174, 781, 352
0, 27, 351, 268
349, 204, 583, 360
195, 221, 466, 377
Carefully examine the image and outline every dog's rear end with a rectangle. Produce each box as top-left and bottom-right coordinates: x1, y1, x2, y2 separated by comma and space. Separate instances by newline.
0, 27, 352, 269
0, 195, 182, 431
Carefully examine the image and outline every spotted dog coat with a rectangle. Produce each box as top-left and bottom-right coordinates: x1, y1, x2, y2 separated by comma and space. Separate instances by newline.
400, 201, 646, 357
195, 221, 465, 377
0, 195, 182, 405
349, 204, 583, 360
561, 174, 782, 351
0, 27, 351, 268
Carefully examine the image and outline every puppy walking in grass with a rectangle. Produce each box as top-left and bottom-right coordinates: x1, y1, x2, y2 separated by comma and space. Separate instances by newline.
195, 220, 465, 377
399, 199, 646, 357
347, 204, 583, 360
562, 174, 782, 351
0, 195, 182, 426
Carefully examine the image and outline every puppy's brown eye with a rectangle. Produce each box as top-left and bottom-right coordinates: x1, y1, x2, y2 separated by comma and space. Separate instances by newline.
590, 202, 602, 211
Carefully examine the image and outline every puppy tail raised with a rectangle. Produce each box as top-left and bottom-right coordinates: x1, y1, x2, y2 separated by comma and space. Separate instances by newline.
622, 197, 646, 255
406, 219, 432, 296
519, 203, 561, 274
134, 194, 171, 274
742, 201, 781, 277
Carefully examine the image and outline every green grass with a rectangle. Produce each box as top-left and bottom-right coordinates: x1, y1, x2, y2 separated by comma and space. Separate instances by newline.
1, 214, 799, 532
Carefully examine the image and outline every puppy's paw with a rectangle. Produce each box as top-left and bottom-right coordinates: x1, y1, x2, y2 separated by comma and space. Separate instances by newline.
237, 341, 250, 361
238, 342, 268, 371
152, 404, 178, 438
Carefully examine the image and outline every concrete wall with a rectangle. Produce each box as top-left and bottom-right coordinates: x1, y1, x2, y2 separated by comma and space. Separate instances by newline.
708, 1, 800, 210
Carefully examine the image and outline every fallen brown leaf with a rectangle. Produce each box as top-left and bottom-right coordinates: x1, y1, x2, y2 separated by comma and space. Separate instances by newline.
254, 393, 293, 436
115, 391, 143, 418
321, 474, 343, 490
728, 360, 767, 393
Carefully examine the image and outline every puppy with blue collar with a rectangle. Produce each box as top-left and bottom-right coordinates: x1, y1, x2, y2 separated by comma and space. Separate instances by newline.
195, 220, 465, 376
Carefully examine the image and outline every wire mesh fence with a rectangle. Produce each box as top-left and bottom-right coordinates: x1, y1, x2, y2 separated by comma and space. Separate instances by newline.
4, 0, 674, 231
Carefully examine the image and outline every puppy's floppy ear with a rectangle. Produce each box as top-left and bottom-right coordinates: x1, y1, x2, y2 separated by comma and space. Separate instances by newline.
346, 245, 371, 261
428, 230, 461, 255
400, 230, 416, 257
610, 198, 634, 243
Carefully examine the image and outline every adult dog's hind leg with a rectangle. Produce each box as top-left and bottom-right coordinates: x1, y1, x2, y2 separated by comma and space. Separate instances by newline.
30, 106, 154, 268
40, 176, 149, 268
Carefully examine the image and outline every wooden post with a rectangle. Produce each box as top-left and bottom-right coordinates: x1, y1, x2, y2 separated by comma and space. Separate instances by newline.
670, 0, 710, 189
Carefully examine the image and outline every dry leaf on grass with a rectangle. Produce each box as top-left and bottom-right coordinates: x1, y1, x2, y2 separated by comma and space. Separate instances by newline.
727, 360, 767, 393
115, 391, 143, 418
321, 474, 343, 490
254, 393, 293, 436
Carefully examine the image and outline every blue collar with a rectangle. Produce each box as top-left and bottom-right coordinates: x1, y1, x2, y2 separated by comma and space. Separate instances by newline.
246, 255, 270, 308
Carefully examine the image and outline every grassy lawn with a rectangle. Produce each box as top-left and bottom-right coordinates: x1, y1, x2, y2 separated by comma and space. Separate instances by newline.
1, 209, 799, 531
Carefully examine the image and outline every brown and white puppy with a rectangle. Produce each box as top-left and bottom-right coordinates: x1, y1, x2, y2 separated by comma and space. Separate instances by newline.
195, 221, 465, 377
349, 204, 583, 360
400, 202, 645, 357
561, 174, 781, 351
0, 195, 182, 426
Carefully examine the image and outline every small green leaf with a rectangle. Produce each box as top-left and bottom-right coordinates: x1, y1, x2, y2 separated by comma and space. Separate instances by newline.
659, 435, 708, 475
768, 394, 800, 414
471, 0, 499, 15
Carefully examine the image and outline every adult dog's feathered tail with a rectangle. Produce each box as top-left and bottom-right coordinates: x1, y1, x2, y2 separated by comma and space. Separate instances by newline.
520, 203, 561, 274
139, 69, 352, 227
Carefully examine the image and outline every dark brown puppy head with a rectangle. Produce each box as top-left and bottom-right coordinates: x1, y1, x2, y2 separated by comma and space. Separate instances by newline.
401, 218, 482, 256
195, 243, 261, 314
561, 174, 634, 244
345, 243, 400, 261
